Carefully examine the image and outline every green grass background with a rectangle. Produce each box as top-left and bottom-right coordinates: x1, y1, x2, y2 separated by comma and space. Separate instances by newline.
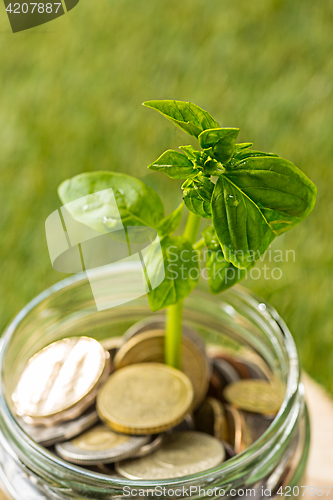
0, 0, 332, 392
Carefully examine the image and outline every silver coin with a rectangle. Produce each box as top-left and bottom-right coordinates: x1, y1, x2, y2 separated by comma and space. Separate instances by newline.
19, 358, 110, 428
169, 413, 195, 433
18, 407, 99, 447
131, 434, 164, 459
100, 336, 122, 357
88, 464, 123, 477
213, 358, 240, 385
222, 440, 236, 458
12, 337, 110, 426
241, 411, 274, 442
100, 336, 122, 372
240, 359, 268, 380
55, 424, 150, 465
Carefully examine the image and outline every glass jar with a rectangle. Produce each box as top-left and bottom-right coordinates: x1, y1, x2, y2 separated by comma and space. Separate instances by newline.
0, 266, 310, 500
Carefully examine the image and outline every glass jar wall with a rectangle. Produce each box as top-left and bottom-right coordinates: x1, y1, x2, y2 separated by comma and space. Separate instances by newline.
0, 267, 310, 500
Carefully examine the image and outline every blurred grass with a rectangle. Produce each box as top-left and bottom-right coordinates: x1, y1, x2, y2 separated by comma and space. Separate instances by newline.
0, 0, 332, 392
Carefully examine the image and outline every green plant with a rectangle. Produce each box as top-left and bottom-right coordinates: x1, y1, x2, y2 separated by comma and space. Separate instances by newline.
58, 100, 317, 370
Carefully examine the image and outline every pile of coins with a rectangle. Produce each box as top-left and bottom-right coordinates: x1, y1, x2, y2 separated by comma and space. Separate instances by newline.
11, 317, 284, 480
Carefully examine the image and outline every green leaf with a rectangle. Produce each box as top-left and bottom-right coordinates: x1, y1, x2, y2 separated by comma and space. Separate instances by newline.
143, 100, 220, 138
206, 249, 249, 293
205, 128, 240, 164
192, 176, 214, 203
198, 128, 239, 150
212, 176, 275, 268
212, 156, 317, 268
148, 150, 197, 179
58, 171, 164, 233
203, 158, 225, 176
179, 145, 199, 161
183, 176, 214, 219
230, 148, 278, 165
146, 236, 199, 311
184, 190, 212, 219
202, 226, 220, 250
202, 226, 251, 293
157, 203, 184, 237
234, 143, 253, 151
224, 156, 317, 235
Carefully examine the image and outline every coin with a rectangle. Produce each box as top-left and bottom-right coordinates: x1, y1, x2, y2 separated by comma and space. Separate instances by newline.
0, 489, 10, 500
100, 336, 122, 357
55, 424, 150, 465
114, 330, 209, 409
97, 363, 194, 435
100, 336, 122, 373
207, 365, 226, 401
225, 404, 252, 454
234, 348, 272, 381
195, 397, 228, 442
116, 431, 225, 479
237, 358, 269, 380
170, 413, 195, 432
242, 411, 274, 442
214, 358, 240, 386
131, 434, 164, 459
207, 346, 271, 380
19, 407, 99, 447
224, 380, 283, 415
89, 464, 123, 477
122, 315, 207, 354
20, 389, 104, 428
211, 350, 252, 379
222, 440, 236, 459
12, 337, 109, 423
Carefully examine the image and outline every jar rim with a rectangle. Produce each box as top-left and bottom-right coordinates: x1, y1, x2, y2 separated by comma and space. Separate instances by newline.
0, 269, 301, 488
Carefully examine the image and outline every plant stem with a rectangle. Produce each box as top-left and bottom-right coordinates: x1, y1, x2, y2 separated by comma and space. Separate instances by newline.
183, 211, 201, 244
165, 212, 201, 368
193, 237, 205, 250
165, 301, 183, 369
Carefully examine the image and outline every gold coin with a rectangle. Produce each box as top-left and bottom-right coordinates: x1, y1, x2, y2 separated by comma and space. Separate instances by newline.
122, 315, 207, 355
97, 363, 194, 435
116, 431, 225, 479
223, 379, 284, 415
195, 397, 228, 442
114, 330, 209, 409
12, 337, 108, 421
225, 404, 252, 454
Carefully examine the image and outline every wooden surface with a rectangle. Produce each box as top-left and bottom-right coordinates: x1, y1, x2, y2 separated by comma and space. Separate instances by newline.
303, 375, 333, 498
0, 375, 332, 499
